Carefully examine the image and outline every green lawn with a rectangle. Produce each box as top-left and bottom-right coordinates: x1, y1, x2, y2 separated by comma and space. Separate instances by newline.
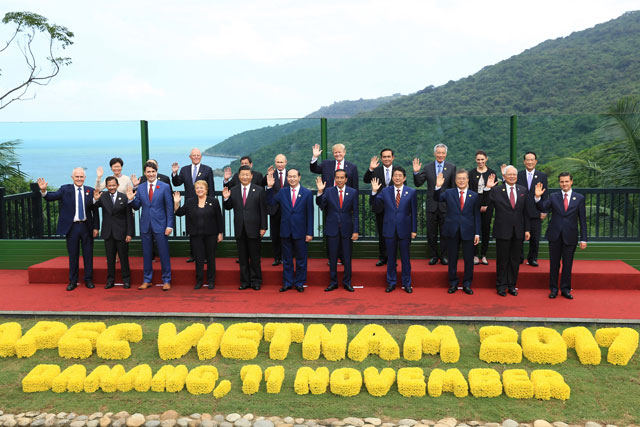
1, 317, 639, 425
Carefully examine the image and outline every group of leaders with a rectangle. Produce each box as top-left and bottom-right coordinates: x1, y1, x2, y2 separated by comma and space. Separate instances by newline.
37, 142, 587, 299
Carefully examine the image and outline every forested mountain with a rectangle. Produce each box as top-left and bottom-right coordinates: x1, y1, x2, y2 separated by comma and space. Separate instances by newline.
218, 11, 640, 188
204, 94, 402, 157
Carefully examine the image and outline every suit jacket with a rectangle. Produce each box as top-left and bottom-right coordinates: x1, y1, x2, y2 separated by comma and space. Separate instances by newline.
537, 191, 587, 245
316, 186, 359, 237
363, 165, 397, 189
130, 181, 175, 234
224, 171, 264, 189
267, 186, 314, 239
139, 173, 173, 192
469, 167, 496, 206
517, 169, 547, 218
310, 159, 359, 190
223, 183, 268, 239
483, 183, 530, 240
175, 196, 224, 236
95, 191, 134, 240
413, 161, 456, 212
370, 186, 417, 239
262, 169, 290, 193
44, 184, 99, 236
172, 163, 216, 198
435, 188, 482, 240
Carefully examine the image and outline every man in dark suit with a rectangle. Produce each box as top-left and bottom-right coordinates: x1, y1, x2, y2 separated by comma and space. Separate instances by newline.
222, 165, 268, 290
413, 144, 456, 265
38, 168, 99, 291
517, 151, 548, 266
434, 169, 481, 295
127, 161, 174, 291
263, 154, 289, 266
310, 143, 359, 190
370, 167, 417, 293
171, 148, 216, 263
93, 176, 134, 289
223, 156, 264, 188
266, 168, 314, 292
363, 148, 395, 266
316, 170, 359, 292
534, 173, 588, 299
483, 166, 531, 296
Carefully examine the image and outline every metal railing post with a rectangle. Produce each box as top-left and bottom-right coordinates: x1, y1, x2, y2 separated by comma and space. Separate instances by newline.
30, 182, 43, 238
320, 118, 328, 161
140, 120, 150, 169
0, 187, 6, 239
510, 115, 517, 166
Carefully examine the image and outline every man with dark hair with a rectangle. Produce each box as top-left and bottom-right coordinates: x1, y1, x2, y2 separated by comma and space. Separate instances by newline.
222, 165, 268, 290
223, 156, 264, 188
517, 151, 547, 266
266, 168, 314, 292
534, 173, 587, 299
134, 159, 173, 191
370, 167, 417, 293
363, 148, 395, 266
317, 169, 359, 292
37, 168, 99, 291
413, 143, 456, 265
93, 176, 134, 289
127, 161, 174, 291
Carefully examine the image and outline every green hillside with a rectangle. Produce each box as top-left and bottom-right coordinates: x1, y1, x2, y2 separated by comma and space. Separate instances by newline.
222, 11, 640, 188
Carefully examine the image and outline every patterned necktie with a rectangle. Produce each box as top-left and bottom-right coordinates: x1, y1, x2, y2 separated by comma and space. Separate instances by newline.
77, 188, 85, 220
339, 189, 343, 208
148, 184, 154, 202
509, 187, 515, 209
437, 163, 442, 175
279, 171, 283, 188
242, 187, 247, 206
460, 191, 465, 211
396, 189, 401, 208
564, 193, 569, 211
291, 188, 296, 208
192, 165, 198, 184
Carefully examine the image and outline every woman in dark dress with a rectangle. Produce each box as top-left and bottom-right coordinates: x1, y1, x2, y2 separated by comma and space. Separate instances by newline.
468, 150, 495, 265
173, 180, 223, 289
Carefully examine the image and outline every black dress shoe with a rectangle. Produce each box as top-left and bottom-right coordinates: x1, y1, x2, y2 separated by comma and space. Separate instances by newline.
208, 283, 215, 289
239, 283, 250, 290
527, 259, 539, 267
272, 259, 282, 266
195, 282, 203, 290
463, 287, 474, 295
561, 291, 573, 300
429, 257, 439, 265
105, 282, 115, 289
235, 259, 240, 263
123, 282, 131, 289
186, 257, 195, 263
448, 286, 457, 294
325, 285, 338, 292
85, 281, 95, 289
440, 257, 448, 265
385, 286, 395, 293
508, 289, 518, 296
343, 284, 354, 292
404, 286, 413, 293
67, 282, 77, 291
297, 286, 304, 292
252, 284, 261, 290
549, 291, 558, 299
279, 287, 289, 292
497, 290, 506, 297
376, 259, 387, 267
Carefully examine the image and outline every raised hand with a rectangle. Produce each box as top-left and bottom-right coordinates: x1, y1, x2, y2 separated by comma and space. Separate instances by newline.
37, 177, 47, 192
266, 172, 275, 188
96, 166, 104, 178
316, 176, 326, 193
267, 165, 274, 177
371, 177, 381, 193
223, 166, 232, 181
485, 173, 496, 189
369, 156, 379, 170
171, 162, 179, 174
126, 184, 135, 201
500, 164, 507, 176
436, 172, 445, 188
93, 188, 101, 200
534, 182, 546, 198
222, 186, 231, 199
312, 144, 322, 159
130, 174, 140, 187
173, 191, 181, 204
412, 158, 422, 173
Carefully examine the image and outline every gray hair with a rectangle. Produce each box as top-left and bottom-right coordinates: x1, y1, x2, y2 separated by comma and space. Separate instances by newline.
433, 143, 448, 153
504, 165, 518, 175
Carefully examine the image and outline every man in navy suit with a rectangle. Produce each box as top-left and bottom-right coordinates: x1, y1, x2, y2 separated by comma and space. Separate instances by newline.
370, 167, 417, 293
38, 168, 99, 291
316, 170, 359, 292
310, 143, 359, 190
517, 151, 548, 266
266, 168, 314, 292
127, 161, 175, 291
413, 144, 456, 265
263, 154, 289, 266
534, 173, 588, 299
434, 169, 481, 295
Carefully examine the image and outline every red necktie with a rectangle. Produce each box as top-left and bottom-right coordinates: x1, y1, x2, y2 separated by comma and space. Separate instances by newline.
336, 161, 341, 170
242, 187, 247, 206
564, 193, 568, 211
291, 188, 296, 208
396, 189, 401, 208
149, 184, 154, 202
279, 171, 283, 188
460, 191, 465, 211
509, 187, 515, 209
339, 189, 343, 208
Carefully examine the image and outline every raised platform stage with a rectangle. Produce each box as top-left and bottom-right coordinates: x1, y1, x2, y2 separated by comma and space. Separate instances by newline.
0, 257, 634, 322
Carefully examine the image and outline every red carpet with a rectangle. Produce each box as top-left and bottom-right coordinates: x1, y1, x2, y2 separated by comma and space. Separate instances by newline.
0, 258, 636, 321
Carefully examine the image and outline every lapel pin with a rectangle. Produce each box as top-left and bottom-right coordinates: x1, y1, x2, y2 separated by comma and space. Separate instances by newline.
469, 194, 472, 197
345, 193, 349, 196
573, 197, 576, 200
502, 188, 505, 192
444, 167, 447, 171
198, 172, 201, 176
252, 189, 255, 192
534, 175, 538, 178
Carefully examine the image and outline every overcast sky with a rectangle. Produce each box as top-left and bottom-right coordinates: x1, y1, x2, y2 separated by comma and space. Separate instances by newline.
1, 0, 637, 122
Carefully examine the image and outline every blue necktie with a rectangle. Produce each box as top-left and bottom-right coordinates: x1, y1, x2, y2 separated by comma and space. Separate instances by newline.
192, 165, 198, 184
437, 163, 442, 175
77, 188, 85, 221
